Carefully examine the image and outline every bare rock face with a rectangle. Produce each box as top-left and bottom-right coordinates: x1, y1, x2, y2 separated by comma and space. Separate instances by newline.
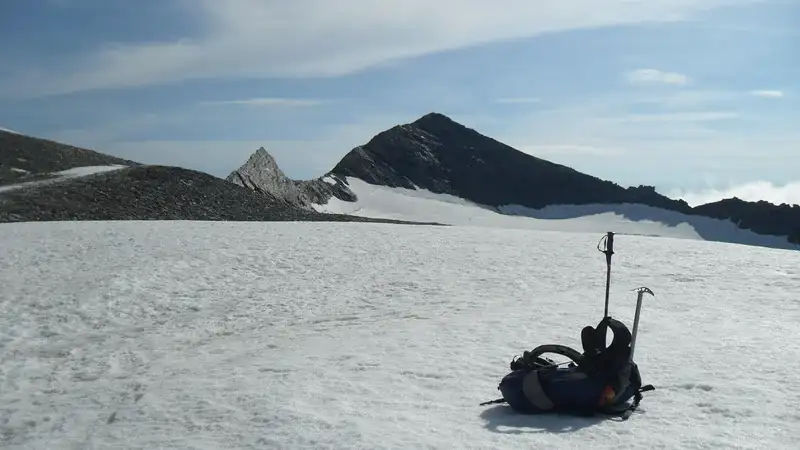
226, 148, 302, 203
226, 147, 356, 208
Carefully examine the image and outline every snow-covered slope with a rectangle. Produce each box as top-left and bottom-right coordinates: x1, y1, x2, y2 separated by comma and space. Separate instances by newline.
1, 221, 798, 449
0, 165, 128, 193
313, 177, 798, 250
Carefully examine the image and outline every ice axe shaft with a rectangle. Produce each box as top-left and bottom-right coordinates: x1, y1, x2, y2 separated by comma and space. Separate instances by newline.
630, 286, 654, 361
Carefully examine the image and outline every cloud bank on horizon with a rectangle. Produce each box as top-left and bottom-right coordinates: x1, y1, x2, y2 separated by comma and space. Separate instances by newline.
0, 0, 797, 206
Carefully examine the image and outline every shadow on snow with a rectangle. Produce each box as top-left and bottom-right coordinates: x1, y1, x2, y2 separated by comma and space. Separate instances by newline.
479, 404, 645, 434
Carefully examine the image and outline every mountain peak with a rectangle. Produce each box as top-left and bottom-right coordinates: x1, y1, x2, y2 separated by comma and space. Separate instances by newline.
412, 112, 455, 125
329, 113, 693, 211
245, 147, 283, 175
226, 147, 295, 199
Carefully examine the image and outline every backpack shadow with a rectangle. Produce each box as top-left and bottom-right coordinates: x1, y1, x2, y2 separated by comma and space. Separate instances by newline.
479, 404, 606, 434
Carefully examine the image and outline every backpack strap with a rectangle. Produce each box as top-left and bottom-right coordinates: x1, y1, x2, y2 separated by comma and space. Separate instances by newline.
509, 344, 585, 371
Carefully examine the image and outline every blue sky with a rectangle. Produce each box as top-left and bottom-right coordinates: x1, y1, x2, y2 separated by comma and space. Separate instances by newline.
1, 0, 798, 205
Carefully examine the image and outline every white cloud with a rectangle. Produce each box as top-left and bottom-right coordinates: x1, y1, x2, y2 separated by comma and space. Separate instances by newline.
607, 111, 739, 122
749, 89, 784, 98
201, 97, 327, 107
626, 68, 692, 86
670, 181, 800, 206
1, 0, 757, 96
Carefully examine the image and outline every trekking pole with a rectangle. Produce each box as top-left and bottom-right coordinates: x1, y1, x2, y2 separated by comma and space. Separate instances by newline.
597, 232, 615, 318
629, 287, 654, 361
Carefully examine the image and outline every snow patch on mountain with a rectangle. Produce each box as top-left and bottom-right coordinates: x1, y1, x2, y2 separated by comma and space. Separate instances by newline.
0, 165, 128, 193
313, 177, 797, 250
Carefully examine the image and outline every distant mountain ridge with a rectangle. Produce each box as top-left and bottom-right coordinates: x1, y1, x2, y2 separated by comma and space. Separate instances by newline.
231, 112, 799, 246
2, 117, 797, 247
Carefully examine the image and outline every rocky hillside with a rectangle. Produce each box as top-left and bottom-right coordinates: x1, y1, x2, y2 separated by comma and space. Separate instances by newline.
225, 148, 355, 210
0, 165, 437, 224
0, 129, 139, 186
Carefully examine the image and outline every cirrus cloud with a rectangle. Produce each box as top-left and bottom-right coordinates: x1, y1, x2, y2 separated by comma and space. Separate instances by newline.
0, 0, 759, 97
749, 89, 784, 98
626, 68, 692, 86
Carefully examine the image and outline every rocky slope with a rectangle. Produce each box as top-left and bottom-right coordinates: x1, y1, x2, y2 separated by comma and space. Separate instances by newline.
0, 129, 139, 186
236, 112, 796, 245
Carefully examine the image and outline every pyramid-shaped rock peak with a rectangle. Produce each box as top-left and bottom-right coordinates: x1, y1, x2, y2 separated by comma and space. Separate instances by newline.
226, 147, 357, 209
226, 147, 299, 199
242, 147, 286, 178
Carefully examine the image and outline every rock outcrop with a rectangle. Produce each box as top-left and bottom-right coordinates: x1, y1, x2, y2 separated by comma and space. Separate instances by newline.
225, 148, 355, 209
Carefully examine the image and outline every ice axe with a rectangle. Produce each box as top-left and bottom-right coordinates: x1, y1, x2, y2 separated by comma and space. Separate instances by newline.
629, 286, 654, 361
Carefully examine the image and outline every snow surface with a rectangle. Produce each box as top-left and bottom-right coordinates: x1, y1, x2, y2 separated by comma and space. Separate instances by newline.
312, 177, 797, 250
1, 220, 799, 449
0, 165, 128, 193
0, 127, 20, 134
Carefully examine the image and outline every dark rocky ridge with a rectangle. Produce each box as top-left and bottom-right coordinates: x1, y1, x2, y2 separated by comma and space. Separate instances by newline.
0, 129, 139, 186
0, 165, 439, 224
331, 113, 694, 212
692, 198, 800, 244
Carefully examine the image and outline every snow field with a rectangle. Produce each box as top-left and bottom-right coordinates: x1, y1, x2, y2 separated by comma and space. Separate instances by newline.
312, 177, 798, 250
0, 221, 798, 449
